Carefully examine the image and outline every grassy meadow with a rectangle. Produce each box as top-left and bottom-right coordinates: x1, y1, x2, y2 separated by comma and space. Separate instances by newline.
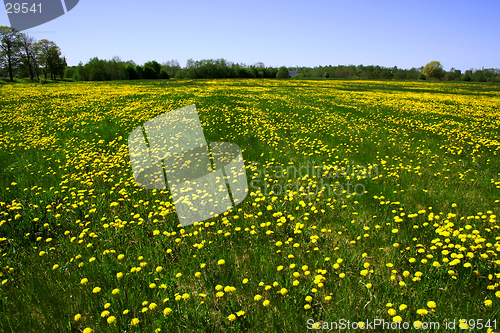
0, 79, 499, 332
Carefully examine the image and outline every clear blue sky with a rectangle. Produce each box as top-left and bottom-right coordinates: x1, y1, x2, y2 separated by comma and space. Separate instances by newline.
1, 0, 499, 70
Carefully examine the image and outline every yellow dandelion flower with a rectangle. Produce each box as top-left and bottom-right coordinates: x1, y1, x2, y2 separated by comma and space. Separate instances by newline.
416, 309, 428, 315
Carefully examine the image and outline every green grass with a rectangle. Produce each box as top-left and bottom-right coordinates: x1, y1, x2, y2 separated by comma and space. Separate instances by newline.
0, 79, 499, 332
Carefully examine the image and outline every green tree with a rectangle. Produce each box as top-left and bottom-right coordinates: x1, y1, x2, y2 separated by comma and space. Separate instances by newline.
265, 67, 277, 78
276, 66, 290, 79
423, 61, 444, 80
379, 69, 393, 79
394, 69, 407, 80
125, 64, 137, 79
158, 69, 170, 79
64, 66, 76, 79
142, 66, 157, 79
472, 70, 487, 82
86, 57, 110, 81
53, 55, 67, 79
0, 26, 22, 81
36, 39, 60, 79
19, 33, 36, 80
418, 73, 426, 80
162, 60, 181, 77
144, 60, 161, 79
135, 65, 144, 79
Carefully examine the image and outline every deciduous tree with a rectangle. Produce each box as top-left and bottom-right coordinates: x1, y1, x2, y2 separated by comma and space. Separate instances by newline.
276, 66, 290, 79
19, 33, 36, 80
0, 26, 22, 81
423, 61, 444, 80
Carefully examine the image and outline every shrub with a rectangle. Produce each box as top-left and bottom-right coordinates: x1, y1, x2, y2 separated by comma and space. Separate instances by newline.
418, 73, 426, 80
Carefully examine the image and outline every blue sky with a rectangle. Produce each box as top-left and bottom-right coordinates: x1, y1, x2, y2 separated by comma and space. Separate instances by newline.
1, 0, 499, 70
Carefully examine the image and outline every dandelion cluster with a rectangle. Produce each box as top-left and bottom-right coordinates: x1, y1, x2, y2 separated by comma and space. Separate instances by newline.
0, 79, 499, 331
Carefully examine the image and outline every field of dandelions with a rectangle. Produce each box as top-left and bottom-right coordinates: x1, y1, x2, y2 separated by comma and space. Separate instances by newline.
0, 79, 499, 332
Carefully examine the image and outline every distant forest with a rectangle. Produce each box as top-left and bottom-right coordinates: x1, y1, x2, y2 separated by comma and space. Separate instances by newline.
1, 26, 499, 82
64, 58, 500, 82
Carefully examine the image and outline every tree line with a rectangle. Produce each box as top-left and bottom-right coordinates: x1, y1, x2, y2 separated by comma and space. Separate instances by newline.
65, 58, 284, 81
2, 25, 499, 83
66, 58, 500, 82
0, 26, 67, 81
300, 61, 500, 82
